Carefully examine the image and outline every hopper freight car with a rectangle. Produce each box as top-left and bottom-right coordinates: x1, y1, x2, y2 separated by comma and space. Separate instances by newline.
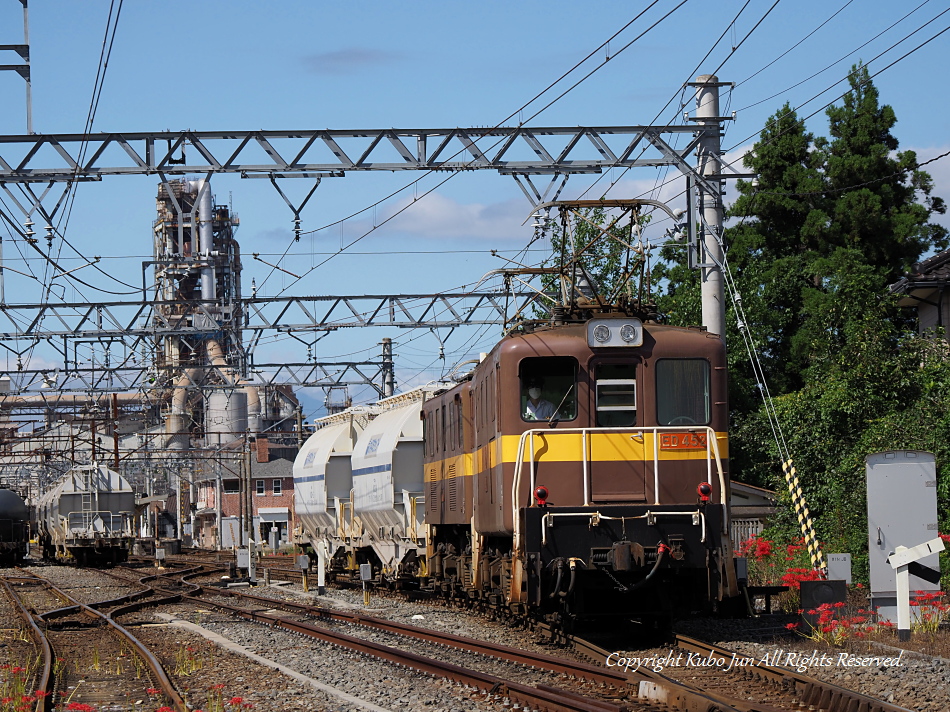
37, 464, 135, 565
0, 487, 29, 565
294, 395, 430, 576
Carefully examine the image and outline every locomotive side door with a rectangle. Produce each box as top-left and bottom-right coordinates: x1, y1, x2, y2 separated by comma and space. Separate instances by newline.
588, 361, 646, 502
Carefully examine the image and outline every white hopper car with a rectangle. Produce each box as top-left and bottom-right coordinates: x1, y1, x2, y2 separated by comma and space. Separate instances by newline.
293, 387, 439, 580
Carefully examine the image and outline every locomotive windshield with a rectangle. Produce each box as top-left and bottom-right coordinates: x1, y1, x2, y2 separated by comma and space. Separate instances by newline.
519, 357, 576, 422
656, 358, 711, 425
595, 363, 637, 427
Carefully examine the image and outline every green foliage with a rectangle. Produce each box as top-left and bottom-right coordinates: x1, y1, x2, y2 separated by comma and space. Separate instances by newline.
655, 64, 949, 581
541, 206, 647, 306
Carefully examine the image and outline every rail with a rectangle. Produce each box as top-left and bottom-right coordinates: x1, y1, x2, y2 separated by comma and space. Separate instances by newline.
11, 570, 189, 712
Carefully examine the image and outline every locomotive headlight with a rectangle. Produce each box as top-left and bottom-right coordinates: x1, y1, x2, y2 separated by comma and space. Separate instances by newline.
587, 318, 643, 347
593, 324, 610, 343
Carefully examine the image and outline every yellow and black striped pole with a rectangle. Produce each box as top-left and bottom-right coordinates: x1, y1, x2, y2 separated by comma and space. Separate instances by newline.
781, 459, 826, 575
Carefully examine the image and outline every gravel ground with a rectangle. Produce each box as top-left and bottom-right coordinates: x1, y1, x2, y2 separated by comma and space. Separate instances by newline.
254, 579, 950, 712
674, 615, 950, 712
15, 564, 950, 711
156, 601, 503, 712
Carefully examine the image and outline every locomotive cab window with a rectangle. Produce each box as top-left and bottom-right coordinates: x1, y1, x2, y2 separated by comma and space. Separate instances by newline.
595, 363, 637, 427
519, 357, 577, 422
656, 359, 710, 425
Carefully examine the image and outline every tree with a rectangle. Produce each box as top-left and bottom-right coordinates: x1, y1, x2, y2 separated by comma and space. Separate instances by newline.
819, 63, 947, 278
658, 67, 947, 432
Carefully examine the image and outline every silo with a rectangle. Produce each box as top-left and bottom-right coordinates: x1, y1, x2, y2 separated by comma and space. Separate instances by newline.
206, 390, 248, 446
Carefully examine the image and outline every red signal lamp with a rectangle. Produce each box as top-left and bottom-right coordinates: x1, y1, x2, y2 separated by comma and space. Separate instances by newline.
534, 485, 549, 506
697, 481, 712, 503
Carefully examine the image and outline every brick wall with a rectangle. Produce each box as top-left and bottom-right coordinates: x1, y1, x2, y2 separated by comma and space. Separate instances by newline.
251, 476, 294, 514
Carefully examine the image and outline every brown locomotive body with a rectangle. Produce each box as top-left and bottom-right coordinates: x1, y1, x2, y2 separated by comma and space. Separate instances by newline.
423, 314, 738, 626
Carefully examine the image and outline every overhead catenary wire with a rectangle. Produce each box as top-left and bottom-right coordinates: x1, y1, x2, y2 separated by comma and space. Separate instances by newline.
587, 10, 950, 234
577, 0, 780, 206
735, 0, 935, 112
589, 2, 944, 211
257, 1, 691, 293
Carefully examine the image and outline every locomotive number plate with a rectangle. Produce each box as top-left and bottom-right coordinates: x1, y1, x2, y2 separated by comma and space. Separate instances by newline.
660, 432, 707, 450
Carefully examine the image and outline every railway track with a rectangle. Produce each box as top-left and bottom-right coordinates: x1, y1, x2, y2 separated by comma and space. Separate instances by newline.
1, 570, 186, 712
129, 558, 918, 712
22, 555, 918, 712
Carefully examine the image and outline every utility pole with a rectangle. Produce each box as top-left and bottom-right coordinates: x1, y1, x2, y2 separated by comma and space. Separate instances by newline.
693, 74, 726, 343
111, 393, 120, 471
381, 337, 394, 397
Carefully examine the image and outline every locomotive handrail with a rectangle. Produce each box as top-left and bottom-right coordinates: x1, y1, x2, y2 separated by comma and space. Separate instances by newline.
512, 426, 728, 552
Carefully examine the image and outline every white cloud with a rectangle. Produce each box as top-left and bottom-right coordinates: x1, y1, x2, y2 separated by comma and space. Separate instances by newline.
372, 192, 532, 242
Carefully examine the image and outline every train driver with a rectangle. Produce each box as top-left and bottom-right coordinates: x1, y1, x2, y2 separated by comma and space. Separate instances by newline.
523, 377, 556, 421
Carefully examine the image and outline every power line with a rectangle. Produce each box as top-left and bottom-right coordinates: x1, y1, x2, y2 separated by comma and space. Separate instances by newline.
258, 2, 690, 292
735, 0, 935, 112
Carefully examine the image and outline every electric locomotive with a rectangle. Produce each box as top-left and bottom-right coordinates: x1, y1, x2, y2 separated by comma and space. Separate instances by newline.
294, 198, 740, 628
423, 314, 738, 628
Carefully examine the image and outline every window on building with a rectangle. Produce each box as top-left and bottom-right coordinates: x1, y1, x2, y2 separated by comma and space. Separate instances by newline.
223, 479, 240, 494
656, 359, 711, 425
272, 479, 282, 496
256, 479, 265, 496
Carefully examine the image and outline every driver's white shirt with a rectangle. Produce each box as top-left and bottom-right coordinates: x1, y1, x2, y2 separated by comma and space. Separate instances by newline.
525, 398, 556, 420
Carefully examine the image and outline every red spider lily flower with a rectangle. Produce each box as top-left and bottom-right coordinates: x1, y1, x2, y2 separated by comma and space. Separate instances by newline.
833, 601, 846, 608
2, 698, 13, 705
146, 688, 160, 695
228, 697, 244, 706
156, 707, 175, 712
785, 622, 799, 630
65, 703, 96, 712
855, 582, 864, 589
854, 631, 865, 638
212, 684, 226, 690
20, 696, 35, 703
34, 690, 50, 698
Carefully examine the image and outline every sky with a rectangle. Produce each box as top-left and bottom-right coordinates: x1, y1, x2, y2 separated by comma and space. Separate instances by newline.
0, 0, 947, 420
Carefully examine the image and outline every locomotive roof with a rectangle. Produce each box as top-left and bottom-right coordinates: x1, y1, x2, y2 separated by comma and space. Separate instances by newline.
495, 320, 723, 357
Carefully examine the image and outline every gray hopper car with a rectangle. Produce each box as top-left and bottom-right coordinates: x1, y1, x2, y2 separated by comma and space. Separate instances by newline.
37, 464, 134, 565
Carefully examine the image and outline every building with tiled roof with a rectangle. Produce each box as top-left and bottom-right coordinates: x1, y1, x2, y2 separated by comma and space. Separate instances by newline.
890, 248, 950, 336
